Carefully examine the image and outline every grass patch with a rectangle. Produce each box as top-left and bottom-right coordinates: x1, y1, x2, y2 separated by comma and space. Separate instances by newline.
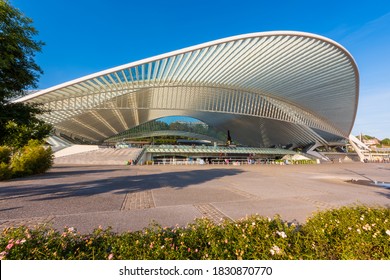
1, 205, 389, 260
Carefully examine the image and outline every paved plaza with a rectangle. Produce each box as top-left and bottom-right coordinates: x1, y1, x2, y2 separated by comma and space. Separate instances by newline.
0, 162, 389, 233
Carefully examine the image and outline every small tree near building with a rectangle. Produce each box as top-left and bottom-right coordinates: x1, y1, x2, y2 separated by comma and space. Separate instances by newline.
0, 0, 53, 180
0, 0, 52, 147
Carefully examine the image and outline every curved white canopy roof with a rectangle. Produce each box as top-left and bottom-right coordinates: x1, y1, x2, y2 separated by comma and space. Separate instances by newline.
17, 31, 359, 147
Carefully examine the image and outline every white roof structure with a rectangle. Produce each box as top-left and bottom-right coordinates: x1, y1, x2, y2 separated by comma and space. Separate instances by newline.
16, 31, 359, 147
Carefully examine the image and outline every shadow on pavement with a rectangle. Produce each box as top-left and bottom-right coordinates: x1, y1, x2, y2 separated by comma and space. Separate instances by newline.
0, 167, 244, 201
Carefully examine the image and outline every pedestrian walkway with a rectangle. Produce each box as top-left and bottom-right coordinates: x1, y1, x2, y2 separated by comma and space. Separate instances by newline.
0, 163, 389, 233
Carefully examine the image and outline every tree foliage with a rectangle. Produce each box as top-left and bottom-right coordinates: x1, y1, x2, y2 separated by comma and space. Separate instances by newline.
3, 118, 52, 148
381, 138, 390, 146
0, 0, 51, 147
0, 0, 43, 99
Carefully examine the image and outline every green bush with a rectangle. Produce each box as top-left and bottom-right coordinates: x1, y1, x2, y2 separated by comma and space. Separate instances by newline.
299, 205, 390, 259
10, 140, 53, 177
1, 206, 389, 260
0, 162, 12, 180
0, 141, 54, 180
0, 146, 12, 164
0, 146, 13, 180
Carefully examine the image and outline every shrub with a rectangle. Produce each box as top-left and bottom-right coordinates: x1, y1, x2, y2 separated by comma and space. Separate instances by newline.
299, 205, 390, 259
0, 162, 12, 180
10, 140, 53, 177
0, 146, 12, 180
0, 146, 12, 164
1, 206, 389, 260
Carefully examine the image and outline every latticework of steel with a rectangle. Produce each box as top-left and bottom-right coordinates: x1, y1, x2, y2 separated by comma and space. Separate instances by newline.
16, 31, 359, 148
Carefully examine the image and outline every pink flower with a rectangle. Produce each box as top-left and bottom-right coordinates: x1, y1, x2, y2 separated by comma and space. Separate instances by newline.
5, 243, 13, 250
108, 253, 114, 260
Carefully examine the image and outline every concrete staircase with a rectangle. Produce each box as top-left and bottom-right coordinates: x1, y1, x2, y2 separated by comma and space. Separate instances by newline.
54, 146, 143, 165
54, 145, 100, 158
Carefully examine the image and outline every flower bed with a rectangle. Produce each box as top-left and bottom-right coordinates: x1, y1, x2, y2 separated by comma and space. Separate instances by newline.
1, 205, 389, 260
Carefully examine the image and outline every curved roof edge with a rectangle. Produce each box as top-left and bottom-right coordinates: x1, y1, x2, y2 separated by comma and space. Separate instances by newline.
16, 30, 359, 106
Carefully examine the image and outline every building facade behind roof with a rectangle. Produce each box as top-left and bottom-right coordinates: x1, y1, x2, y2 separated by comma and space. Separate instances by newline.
15, 31, 359, 148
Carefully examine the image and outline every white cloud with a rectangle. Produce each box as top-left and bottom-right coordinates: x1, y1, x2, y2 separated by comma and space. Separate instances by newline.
341, 12, 390, 45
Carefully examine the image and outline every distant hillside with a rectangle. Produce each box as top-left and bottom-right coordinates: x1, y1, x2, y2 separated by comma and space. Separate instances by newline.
356, 135, 390, 147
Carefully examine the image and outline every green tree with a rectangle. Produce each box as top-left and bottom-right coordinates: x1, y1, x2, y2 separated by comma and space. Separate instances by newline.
3, 119, 52, 148
0, 0, 51, 147
381, 138, 390, 146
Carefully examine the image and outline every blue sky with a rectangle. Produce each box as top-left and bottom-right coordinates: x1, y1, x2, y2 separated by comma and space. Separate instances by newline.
10, 0, 390, 139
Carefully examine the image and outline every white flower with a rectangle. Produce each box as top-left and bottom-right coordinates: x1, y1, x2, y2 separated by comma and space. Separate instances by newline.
270, 245, 282, 255
362, 224, 371, 231
276, 231, 287, 238
386, 230, 390, 236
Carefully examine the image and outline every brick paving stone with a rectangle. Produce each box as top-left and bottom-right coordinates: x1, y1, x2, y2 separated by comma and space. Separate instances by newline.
193, 203, 232, 224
